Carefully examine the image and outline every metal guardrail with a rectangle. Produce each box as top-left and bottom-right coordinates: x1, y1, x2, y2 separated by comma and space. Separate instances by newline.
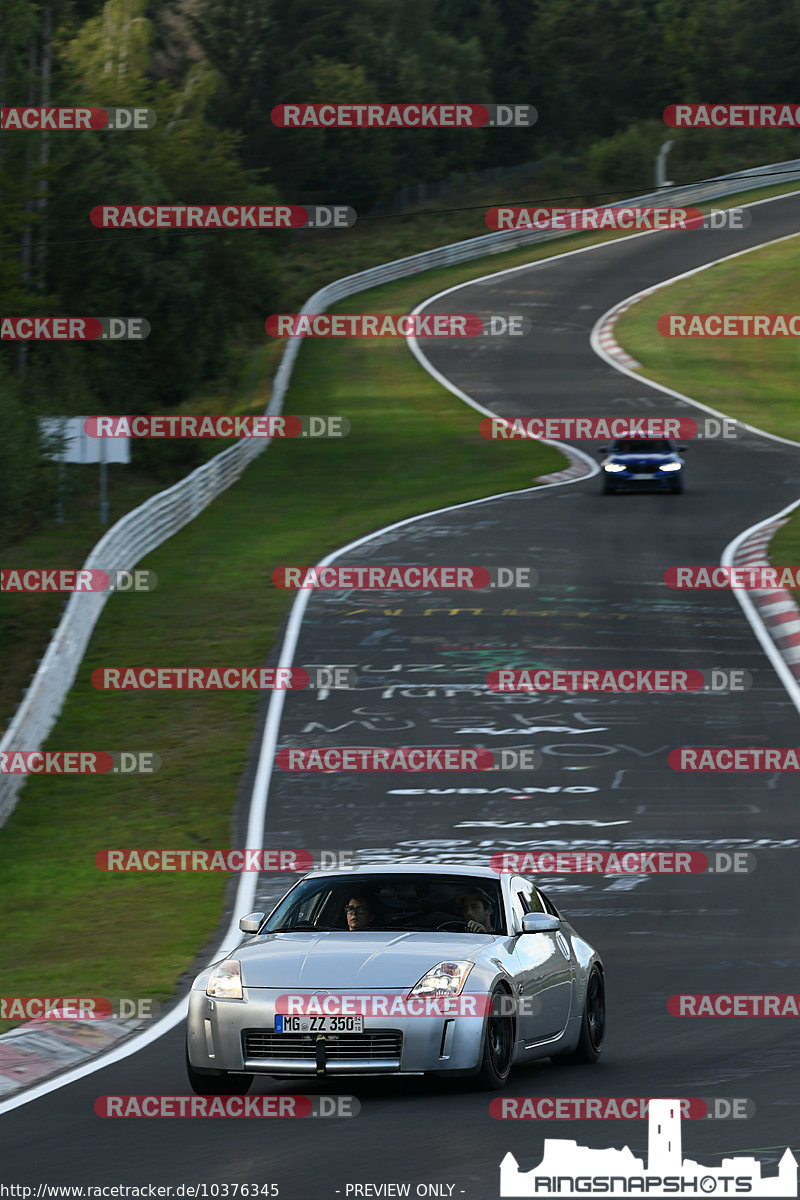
2, 157, 799, 827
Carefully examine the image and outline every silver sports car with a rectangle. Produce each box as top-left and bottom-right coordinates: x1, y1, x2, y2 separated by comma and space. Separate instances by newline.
185, 865, 605, 1093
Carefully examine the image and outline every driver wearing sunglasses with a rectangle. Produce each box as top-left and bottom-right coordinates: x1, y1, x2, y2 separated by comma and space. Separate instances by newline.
345, 894, 377, 930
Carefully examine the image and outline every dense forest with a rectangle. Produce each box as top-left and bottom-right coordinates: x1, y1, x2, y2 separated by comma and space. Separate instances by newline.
2, 0, 800, 535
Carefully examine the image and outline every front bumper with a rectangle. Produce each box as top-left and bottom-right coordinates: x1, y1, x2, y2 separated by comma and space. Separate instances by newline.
187, 988, 487, 1076
604, 468, 682, 489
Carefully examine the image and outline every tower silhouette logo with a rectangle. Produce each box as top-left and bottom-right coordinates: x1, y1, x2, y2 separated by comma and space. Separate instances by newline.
500, 1099, 797, 1197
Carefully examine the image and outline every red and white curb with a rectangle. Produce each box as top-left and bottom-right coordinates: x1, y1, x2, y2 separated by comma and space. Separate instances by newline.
595, 299, 641, 370
732, 517, 800, 677
0, 1016, 144, 1097
533, 454, 594, 485
590, 212, 800, 711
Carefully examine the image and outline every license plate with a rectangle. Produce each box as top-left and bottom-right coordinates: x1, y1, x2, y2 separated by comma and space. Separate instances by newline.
630, 473, 655, 479
274, 1014, 364, 1033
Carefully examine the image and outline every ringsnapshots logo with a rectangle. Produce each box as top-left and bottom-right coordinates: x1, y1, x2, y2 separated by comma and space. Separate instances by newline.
498, 1098, 797, 1197
271, 103, 536, 127
90, 205, 356, 229
83, 415, 348, 439
1, 106, 156, 131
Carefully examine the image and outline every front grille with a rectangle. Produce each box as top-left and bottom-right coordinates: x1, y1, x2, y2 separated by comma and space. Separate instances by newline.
626, 462, 660, 474
243, 1029, 403, 1061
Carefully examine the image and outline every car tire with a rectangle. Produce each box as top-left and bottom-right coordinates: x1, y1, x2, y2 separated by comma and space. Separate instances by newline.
552, 966, 605, 1065
185, 1045, 254, 1095
670, 479, 683, 494
602, 482, 615, 495
474, 988, 514, 1089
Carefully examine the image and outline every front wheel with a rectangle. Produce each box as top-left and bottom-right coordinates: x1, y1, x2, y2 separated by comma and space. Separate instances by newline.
552, 966, 605, 1065
474, 988, 514, 1089
186, 1045, 253, 1095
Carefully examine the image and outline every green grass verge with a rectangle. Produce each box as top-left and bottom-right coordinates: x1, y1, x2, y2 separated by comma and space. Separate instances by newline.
769, 510, 800, 575
8, 176, 797, 724
0, 222, 649, 726
0, 270, 565, 1031
614, 234, 800, 440
4, 178, 799, 1029
614, 217, 800, 603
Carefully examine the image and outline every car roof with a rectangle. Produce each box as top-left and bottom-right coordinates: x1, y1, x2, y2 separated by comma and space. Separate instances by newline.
609, 441, 681, 451
298, 864, 502, 881
614, 436, 676, 446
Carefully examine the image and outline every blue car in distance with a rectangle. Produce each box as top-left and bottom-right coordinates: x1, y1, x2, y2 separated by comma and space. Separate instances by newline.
598, 437, 686, 494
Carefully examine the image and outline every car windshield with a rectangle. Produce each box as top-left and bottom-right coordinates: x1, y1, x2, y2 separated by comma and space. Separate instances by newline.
612, 439, 672, 453
261, 873, 505, 934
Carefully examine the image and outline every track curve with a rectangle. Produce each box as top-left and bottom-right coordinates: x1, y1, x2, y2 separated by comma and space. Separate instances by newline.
4, 192, 800, 1198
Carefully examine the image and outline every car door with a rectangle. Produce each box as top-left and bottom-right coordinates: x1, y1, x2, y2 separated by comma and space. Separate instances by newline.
510, 878, 574, 1042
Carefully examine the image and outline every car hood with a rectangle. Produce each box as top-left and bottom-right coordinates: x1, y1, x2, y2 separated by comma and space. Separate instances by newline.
237, 931, 491, 988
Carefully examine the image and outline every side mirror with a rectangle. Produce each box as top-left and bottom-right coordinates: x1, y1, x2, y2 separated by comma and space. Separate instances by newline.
678, 445, 688, 453
596, 447, 608, 456
239, 911, 265, 933
521, 912, 560, 934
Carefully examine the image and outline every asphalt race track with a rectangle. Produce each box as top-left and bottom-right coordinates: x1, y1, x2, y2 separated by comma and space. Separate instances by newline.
4, 192, 800, 1197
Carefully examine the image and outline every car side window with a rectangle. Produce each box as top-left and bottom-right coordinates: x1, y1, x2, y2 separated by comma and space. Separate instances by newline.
539, 889, 561, 918
509, 879, 542, 930
508, 888, 525, 932
515, 878, 544, 913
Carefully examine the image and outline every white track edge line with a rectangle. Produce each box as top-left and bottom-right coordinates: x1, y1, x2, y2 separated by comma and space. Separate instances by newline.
583, 209, 800, 709
589, 238, 800, 449
0, 286, 605, 1120
6, 185, 800, 1114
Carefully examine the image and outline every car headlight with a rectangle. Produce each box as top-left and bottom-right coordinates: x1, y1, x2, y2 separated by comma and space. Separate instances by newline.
603, 462, 626, 473
659, 462, 682, 472
410, 961, 474, 997
206, 959, 243, 999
